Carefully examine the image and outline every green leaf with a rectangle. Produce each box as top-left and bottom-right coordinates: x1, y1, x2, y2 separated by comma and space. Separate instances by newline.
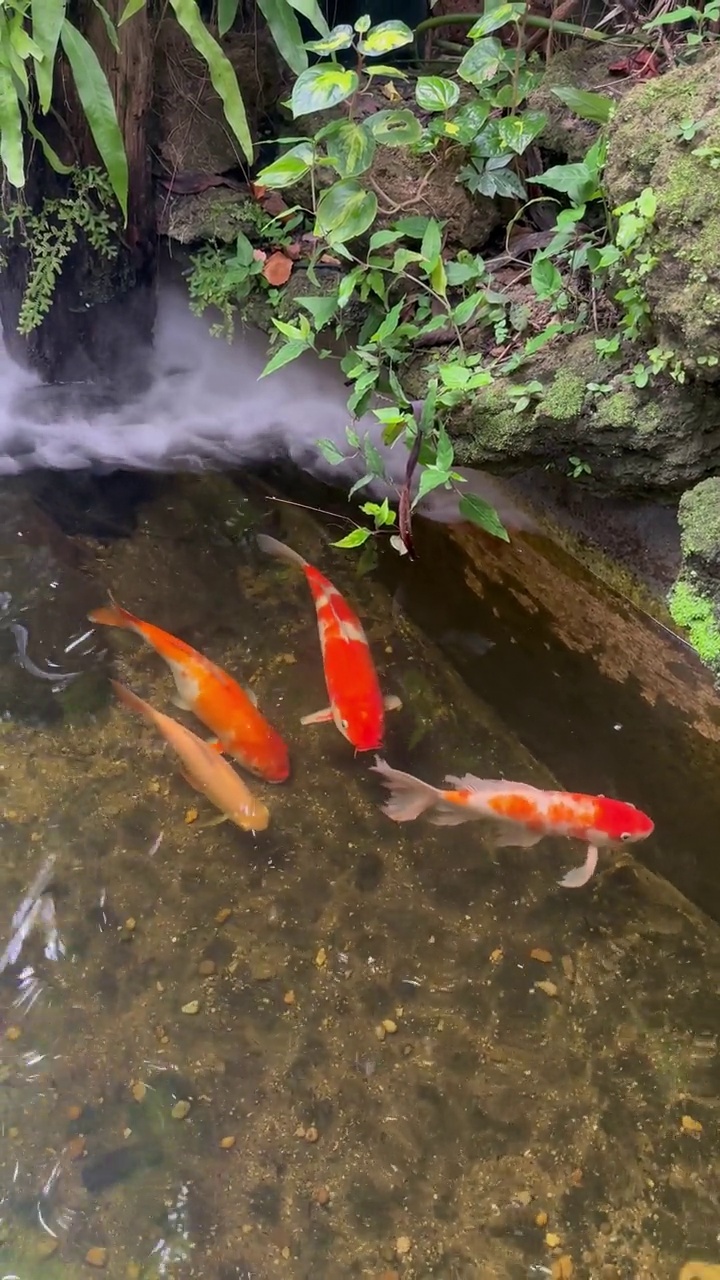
365, 63, 407, 78
394, 215, 429, 238
286, 0, 330, 37
360, 19, 414, 55
317, 437, 346, 464
371, 299, 403, 342
91, 0, 120, 52
325, 119, 375, 178
168, 0, 253, 163
644, 4, 698, 24
468, 2, 524, 36
531, 254, 562, 298
260, 339, 309, 377
637, 186, 657, 219
60, 20, 128, 218
332, 527, 372, 548
420, 218, 442, 270
217, 0, 239, 36
355, 13, 371, 32
533, 161, 599, 205
497, 110, 546, 155
31, 0, 65, 113
257, 141, 313, 188
0, 65, 24, 188
458, 493, 509, 540
415, 75, 459, 112
24, 111, 72, 173
458, 37, 504, 87
315, 179, 377, 244
445, 258, 482, 285
291, 64, 358, 115
257, 0, 308, 75
298, 294, 338, 328
305, 22, 354, 51
551, 85, 613, 125
453, 293, 483, 326
415, 467, 450, 504
435, 425, 454, 472
119, 0, 146, 22
369, 228, 402, 248
366, 108, 422, 146
337, 267, 362, 307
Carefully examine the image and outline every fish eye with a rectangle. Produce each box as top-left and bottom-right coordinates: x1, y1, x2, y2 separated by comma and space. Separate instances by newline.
340, 717, 349, 729
619, 831, 633, 842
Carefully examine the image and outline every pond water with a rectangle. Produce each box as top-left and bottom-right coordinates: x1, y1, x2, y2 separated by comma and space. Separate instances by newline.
0, 457, 718, 1280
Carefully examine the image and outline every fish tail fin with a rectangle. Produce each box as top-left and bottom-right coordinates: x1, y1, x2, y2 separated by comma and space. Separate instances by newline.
111, 680, 152, 723
371, 756, 441, 823
256, 533, 308, 570
88, 594, 139, 631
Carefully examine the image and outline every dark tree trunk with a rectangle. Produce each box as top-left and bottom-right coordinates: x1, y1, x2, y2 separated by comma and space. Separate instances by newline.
0, 0, 157, 392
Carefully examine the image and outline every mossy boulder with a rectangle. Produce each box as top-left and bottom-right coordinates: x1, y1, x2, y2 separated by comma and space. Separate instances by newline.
412, 333, 720, 491
669, 477, 720, 675
528, 44, 627, 161
605, 49, 720, 374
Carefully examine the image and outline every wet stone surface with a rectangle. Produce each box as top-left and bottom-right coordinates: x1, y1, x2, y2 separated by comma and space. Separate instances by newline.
0, 471, 716, 1279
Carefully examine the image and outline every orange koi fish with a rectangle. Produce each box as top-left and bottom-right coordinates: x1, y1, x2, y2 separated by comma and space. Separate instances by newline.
112, 682, 270, 832
257, 534, 401, 752
88, 596, 289, 783
371, 758, 654, 888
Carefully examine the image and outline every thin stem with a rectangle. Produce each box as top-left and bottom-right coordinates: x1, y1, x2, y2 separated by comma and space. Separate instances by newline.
415, 11, 611, 42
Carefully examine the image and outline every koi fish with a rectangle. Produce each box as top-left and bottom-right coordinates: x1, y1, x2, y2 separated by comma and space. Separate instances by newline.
371, 758, 654, 888
256, 534, 401, 752
111, 681, 270, 832
88, 596, 289, 783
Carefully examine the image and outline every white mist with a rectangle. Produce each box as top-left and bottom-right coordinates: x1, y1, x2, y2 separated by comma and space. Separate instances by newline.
0, 280, 535, 532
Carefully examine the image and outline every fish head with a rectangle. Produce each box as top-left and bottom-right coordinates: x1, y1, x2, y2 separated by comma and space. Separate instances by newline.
333, 700, 383, 752
593, 797, 655, 846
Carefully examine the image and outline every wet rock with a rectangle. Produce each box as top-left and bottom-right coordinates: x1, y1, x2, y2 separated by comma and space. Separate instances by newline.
154, 19, 281, 176
669, 477, 720, 677
606, 49, 720, 374
423, 333, 720, 492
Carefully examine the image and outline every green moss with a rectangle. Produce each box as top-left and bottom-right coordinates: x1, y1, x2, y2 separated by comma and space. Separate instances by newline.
539, 370, 586, 422
678, 477, 720, 560
594, 389, 636, 429
668, 578, 720, 662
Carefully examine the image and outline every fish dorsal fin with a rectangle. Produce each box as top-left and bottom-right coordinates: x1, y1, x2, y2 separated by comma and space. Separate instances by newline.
444, 774, 541, 797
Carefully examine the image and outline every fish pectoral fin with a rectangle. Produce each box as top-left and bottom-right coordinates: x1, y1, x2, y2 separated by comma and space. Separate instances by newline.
558, 844, 599, 889
171, 692, 193, 712
246, 686, 258, 707
494, 826, 544, 850
206, 737, 225, 753
427, 806, 474, 827
383, 694, 403, 713
301, 706, 333, 726
198, 813, 230, 829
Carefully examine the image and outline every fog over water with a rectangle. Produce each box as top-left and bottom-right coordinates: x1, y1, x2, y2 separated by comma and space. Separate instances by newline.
0, 281, 536, 530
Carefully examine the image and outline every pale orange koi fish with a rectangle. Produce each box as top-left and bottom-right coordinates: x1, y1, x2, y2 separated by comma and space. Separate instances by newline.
257, 534, 401, 752
112, 681, 270, 832
371, 758, 654, 888
89, 596, 289, 783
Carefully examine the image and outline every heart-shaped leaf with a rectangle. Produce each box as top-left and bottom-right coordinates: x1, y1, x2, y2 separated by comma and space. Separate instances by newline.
291, 64, 358, 116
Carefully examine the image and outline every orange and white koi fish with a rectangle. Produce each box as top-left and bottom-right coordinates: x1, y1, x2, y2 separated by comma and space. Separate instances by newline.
371, 758, 654, 888
257, 534, 401, 752
112, 682, 270, 831
88, 596, 289, 783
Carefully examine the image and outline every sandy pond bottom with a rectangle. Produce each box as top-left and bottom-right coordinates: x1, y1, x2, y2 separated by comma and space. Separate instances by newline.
0, 470, 717, 1280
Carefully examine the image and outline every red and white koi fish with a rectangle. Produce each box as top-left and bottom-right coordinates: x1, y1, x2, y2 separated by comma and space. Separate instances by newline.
257, 534, 401, 752
89, 597, 289, 783
371, 758, 654, 888
112, 682, 270, 832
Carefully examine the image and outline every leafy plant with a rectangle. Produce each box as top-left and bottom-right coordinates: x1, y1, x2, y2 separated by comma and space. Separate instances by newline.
2, 168, 119, 334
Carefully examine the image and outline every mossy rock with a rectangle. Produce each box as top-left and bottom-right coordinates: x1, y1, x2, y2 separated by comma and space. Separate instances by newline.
605, 49, 720, 374
408, 333, 720, 491
669, 477, 720, 676
527, 43, 628, 161
157, 189, 259, 245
